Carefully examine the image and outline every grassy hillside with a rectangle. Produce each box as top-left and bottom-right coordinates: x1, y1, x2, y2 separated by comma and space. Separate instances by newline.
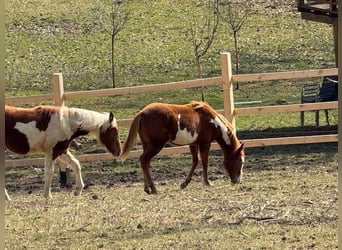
5, 1, 335, 89
5, 0, 337, 128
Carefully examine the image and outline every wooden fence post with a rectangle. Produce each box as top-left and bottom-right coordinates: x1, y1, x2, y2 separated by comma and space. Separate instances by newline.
220, 52, 236, 132
52, 73, 65, 106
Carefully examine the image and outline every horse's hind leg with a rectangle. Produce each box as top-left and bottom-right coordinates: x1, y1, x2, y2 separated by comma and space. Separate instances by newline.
57, 159, 69, 188
140, 145, 163, 194
58, 150, 84, 196
142, 165, 155, 194
180, 145, 199, 189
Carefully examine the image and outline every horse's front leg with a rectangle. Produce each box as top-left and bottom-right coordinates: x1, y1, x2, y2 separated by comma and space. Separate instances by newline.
43, 154, 55, 199
180, 145, 199, 189
58, 150, 84, 196
199, 144, 211, 187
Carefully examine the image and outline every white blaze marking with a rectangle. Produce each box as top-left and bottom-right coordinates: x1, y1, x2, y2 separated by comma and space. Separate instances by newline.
171, 114, 198, 145
241, 156, 245, 174
210, 116, 231, 145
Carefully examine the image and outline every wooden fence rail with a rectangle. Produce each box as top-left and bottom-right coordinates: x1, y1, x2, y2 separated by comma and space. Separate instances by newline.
5, 52, 338, 167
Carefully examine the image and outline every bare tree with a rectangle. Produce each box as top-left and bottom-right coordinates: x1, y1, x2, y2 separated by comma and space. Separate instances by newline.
189, 0, 220, 79
187, 0, 219, 100
111, 0, 129, 88
220, 1, 248, 89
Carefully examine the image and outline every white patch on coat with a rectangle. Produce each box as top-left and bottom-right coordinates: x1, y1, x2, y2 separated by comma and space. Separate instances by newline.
13, 107, 116, 154
14, 121, 46, 152
14, 110, 70, 153
210, 116, 231, 145
171, 114, 198, 145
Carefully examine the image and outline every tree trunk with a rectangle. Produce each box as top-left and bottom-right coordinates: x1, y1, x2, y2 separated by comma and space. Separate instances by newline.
233, 30, 239, 89
112, 33, 116, 88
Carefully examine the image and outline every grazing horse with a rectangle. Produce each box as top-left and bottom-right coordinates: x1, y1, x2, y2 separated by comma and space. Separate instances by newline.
120, 101, 245, 194
5, 104, 121, 199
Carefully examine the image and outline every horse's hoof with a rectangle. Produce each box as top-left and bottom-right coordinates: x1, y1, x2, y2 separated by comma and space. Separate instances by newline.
203, 181, 212, 187
74, 189, 82, 196
44, 194, 52, 199
180, 181, 189, 189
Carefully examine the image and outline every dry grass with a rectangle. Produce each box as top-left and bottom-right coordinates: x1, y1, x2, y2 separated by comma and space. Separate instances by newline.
5, 145, 338, 249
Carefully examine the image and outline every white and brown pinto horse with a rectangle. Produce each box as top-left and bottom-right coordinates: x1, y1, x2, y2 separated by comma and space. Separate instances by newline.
5, 105, 121, 199
120, 101, 245, 194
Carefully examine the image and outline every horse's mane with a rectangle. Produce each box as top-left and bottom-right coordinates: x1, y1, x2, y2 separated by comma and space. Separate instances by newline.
190, 101, 234, 127
190, 101, 235, 134
65, 107, 111, 133
217, 113, 234, 132
190, 101, 207, 110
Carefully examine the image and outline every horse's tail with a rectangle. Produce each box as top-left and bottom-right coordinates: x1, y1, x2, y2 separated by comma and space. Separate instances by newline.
119, 113, 141, 161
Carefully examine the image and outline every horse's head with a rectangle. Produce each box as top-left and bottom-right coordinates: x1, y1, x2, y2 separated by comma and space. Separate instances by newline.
99, 112, 121, 156
224, 143, 245, 184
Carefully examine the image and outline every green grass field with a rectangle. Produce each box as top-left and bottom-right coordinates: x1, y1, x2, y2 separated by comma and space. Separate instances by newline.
5, 0, 338, 249
5, 0, 337, 126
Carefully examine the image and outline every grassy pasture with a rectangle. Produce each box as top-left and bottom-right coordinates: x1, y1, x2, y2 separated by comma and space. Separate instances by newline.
5, 0, 338, 249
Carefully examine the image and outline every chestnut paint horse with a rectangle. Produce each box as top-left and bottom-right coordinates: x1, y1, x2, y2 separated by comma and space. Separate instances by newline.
120, 101, 245, 194
5, 105, 121, 199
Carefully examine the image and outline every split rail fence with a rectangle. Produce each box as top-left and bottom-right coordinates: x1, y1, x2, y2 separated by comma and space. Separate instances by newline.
5, 53, 338, 167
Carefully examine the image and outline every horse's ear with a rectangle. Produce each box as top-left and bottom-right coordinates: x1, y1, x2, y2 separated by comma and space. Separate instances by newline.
109, 112, 114, 123
236, 143, 244, 155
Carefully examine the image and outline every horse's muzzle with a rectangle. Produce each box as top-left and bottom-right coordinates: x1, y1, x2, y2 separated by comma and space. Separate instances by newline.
112, 149, 121, 157
231, 177, 242, 184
